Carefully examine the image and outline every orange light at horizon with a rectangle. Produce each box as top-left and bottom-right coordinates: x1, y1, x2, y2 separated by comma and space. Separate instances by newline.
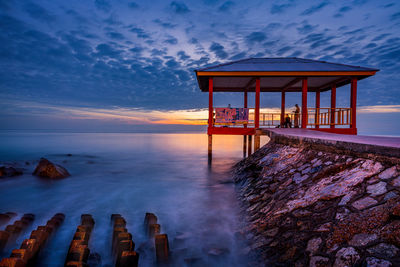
7, 100, 400, 126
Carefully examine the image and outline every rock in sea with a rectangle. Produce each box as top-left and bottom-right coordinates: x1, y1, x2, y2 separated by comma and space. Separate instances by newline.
0, 166, 23, 177
33, 158, 70, 179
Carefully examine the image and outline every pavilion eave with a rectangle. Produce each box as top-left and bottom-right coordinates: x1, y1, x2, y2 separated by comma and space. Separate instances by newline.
197, 75, 373, 92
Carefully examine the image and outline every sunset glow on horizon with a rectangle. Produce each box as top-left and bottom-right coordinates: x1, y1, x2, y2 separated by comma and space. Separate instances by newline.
2, 99, 400, 128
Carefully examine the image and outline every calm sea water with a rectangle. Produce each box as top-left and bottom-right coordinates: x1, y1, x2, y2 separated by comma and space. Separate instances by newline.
0, 132, 268, 266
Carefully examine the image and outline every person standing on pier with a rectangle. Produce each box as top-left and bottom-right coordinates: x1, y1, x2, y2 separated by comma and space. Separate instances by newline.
294, 104, 300, 128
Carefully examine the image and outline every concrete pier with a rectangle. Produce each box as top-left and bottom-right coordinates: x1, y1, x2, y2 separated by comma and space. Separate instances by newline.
262, 128, 400, 158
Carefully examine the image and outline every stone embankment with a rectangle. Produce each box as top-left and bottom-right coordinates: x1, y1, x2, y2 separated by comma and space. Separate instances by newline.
234, 133, 400, 267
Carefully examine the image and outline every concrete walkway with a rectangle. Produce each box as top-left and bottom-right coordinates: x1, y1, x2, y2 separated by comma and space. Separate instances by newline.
262, 128, 400, 158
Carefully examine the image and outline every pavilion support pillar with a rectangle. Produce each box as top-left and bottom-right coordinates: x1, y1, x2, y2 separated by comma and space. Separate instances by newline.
301, 78, 308, 128
243, 89, 248, 157
208, 77, 213, 157
281, 91, 285, 126
243, 135, 247, 157
248, 135, 252, 156
244, 90, 248, 129
330, 84, 336, 129
350, 78, 357, 133
315, 90, 320, 129
255, 78, 260, 128
208, 134, 212, 156
254, 129, 261, 151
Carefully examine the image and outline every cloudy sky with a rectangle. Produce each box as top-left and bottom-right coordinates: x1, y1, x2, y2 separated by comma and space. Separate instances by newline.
1, 0, 399, 134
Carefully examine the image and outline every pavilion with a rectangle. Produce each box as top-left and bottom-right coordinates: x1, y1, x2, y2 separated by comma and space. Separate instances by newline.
195, 57, 379, 154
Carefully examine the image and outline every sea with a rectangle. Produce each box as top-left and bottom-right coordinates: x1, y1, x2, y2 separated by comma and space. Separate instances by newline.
0, 131, 269, 266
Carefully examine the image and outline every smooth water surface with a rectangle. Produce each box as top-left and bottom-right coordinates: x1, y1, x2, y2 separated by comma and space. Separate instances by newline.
0, 132, 268, 266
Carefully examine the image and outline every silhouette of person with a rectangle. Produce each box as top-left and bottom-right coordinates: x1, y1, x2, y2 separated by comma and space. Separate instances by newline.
284, 114, 292, 128
294, 104, 300, 128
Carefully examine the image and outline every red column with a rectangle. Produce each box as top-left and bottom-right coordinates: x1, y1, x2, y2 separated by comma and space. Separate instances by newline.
208, 78, 213, 133
255, 78, 260, 128
351, 78, 357, 132
281, 91, 285, 126
244, 90, 248, 128
330, 84, 336, 129
315, 90, 320, 129
301, 78, 308, 128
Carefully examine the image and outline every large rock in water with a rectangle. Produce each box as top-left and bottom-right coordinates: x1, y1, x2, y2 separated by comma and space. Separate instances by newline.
0, 166, 23, 177
33, 158, 70, 179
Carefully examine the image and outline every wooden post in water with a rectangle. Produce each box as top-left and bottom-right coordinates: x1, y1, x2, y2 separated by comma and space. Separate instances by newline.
254, 129, 261, 151
248, 135, 252, 156
208, 77, 213, 159
243, 135, 247, 157
208, 134, 212, 163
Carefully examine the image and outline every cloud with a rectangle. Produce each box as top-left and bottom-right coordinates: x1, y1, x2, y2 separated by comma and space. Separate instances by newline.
153, 19, 177, 29
128, 2, 139, 9
95, 0, 111, 12
150, 48, 167, 56
229, 52, 246, 60
301, 2, 329, 16
209, 42, 228, 59
297, 23, 317, 34
391, 12, 400, 21
334, 6, 352, 18
270, 3, 293, 14
1, 100, 209, 126
164, 36, 178, 45
188, 38, 198, 44
383, 3, 395, 8
289, 51, 302, 57
165, 58, 179, 68
94, 43, 122, 58
277, 46, 292, 55
218, 1, 235, 12
358, 105, 400, 113
363, 43, 377, 49
103, 15, 122, 25
372, 34, 390, 41
106, 31, 124, 40
129, 27, 150, 39
246, 31, 266, 44
177, 51, 190, 61
352, 0, 368, 5
129, 46, 144, 54
170, 1, 190, 14
23, 2, 55, 23
1, 0, 400, 125
0, 0, 11, 10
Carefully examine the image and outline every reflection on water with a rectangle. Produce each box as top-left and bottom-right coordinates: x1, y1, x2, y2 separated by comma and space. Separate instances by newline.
0, 132, 269, 266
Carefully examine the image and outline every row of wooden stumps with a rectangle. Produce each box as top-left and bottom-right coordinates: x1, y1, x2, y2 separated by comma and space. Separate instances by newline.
0, 213, 64, 266
65, 214, 95, 266
0, 212, 170, 267
0, 213, 34, 255
111, 214, 138, 266
144, 213, 169, 265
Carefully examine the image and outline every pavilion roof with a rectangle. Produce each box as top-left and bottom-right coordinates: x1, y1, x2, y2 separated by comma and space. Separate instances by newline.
195, 57, 379, 93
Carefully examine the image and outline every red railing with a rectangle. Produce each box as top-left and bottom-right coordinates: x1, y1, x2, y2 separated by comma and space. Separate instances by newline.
210, 107, 352, 128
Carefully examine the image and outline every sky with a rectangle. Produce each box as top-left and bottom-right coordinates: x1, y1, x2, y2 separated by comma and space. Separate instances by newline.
0, 0, 400, 134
